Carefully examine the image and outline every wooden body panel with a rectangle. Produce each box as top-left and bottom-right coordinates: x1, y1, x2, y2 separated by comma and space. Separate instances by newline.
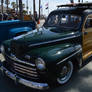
83, 15, 92, 60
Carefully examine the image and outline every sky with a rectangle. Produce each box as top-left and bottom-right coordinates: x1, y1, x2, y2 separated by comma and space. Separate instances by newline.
5, 0, 92, 15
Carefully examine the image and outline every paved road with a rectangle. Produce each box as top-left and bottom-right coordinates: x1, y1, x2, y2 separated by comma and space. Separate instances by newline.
0, 54, 92, 92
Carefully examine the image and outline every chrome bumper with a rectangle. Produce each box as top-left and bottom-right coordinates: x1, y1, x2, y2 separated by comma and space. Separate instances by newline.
0, 66, 49, 90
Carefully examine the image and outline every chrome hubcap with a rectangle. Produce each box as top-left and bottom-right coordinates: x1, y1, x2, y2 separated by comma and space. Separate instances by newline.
57, 61, 73, 84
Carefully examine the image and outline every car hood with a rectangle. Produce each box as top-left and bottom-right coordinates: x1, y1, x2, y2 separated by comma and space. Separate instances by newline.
13, 27, 79, 47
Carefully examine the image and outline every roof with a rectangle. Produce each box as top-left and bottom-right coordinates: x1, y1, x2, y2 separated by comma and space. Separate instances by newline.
50, 3, 92, 15
57, 3, 92, 9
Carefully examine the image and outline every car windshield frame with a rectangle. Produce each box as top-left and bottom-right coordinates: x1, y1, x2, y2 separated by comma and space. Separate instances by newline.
44, 13, 82, 30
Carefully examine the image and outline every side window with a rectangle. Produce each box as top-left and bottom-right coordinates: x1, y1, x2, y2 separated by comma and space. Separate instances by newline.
47, 14, 59, 25
85, 15, 92, 29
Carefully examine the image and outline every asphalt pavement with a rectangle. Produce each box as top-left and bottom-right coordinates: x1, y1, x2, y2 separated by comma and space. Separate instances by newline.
0, 54, 92, 92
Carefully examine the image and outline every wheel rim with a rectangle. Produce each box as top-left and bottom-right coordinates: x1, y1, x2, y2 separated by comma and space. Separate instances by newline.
57, 61, 73, 84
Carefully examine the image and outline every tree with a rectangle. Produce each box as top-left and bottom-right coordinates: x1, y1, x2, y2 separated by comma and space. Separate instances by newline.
33, 0, 36, 17
26, 0, 29, 14
70, 0, 74, 3
78, 0, 80, 2
23, 10, 27, 15
39, 0, 41, 18
16, 0, 18, 13
19, 0, 23, 20
22, 3, 25, 9
11, 2, 16, 10
5, 0, 10, 12
1, 0, 4, 20
1, 0, 4, 13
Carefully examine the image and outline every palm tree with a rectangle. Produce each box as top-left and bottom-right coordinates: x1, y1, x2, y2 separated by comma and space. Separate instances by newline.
33, 0, 36, 17
78, 0, 80, 2
19, 0, 23, 20
70, 0, 74, 3
5, 0, 10, 12
16, 0, 18, 13
39, 0, 41, 18
70, 0, 83, 4
26, 0, 28, 14
1, 0, 4, 13
1, 0, 4, 20
11, 2, 16, 10
22, 3, 25, 9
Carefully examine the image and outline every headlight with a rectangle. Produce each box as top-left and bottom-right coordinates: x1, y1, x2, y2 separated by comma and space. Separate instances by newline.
0, 45, 5, 54
35, 58, 46, 71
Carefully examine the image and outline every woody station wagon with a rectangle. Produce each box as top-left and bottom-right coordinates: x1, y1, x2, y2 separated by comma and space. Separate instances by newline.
0, 3, 92, 90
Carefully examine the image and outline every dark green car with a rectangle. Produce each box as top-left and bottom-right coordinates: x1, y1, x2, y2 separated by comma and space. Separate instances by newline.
0, 3, 92, 90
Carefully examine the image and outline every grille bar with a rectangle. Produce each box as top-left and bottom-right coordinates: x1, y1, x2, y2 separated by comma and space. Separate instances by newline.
14, 65, 37, 74
15, 71, 39, 80
14, 63, 36, 71
15, 68, 38, 77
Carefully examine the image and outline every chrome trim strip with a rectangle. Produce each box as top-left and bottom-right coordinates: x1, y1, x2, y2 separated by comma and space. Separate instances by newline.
29, 34, 80, 47
6, 54, 35, 67
0, 66, 49, 90
57, 48, 82, 65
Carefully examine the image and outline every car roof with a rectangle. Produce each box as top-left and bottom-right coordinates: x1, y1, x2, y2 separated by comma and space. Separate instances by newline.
51, 3, 92, 16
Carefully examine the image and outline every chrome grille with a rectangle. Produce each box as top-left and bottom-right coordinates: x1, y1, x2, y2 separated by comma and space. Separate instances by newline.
4, 54, 39, 80
13, 62, 39, 79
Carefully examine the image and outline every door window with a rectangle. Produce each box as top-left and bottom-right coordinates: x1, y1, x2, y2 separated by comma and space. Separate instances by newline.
85, 15, 92, 29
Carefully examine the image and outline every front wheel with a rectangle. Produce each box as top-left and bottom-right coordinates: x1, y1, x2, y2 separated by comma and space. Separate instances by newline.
57, 61, 74, 85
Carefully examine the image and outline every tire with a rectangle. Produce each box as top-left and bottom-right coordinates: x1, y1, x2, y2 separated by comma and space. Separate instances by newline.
56, 61, 74, 85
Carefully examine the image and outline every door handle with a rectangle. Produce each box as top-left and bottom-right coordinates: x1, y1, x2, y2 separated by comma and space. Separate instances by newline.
84, 32, 88, 35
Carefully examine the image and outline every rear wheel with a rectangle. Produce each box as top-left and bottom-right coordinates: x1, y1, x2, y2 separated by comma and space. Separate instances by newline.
57, 61, 74, 85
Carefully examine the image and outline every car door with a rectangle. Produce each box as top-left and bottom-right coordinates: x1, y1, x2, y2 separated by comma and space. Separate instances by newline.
83, 14, 92, 60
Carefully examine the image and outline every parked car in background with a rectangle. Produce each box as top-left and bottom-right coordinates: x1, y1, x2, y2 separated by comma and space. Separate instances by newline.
0, 3, 92, 90
0, 20, 36, 45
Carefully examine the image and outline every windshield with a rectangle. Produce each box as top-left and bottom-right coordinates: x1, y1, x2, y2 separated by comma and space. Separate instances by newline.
44, 13, 82, 30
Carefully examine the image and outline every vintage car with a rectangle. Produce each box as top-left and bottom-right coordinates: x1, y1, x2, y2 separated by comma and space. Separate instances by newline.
0, 20, 36, 45
0, 3, 92, 90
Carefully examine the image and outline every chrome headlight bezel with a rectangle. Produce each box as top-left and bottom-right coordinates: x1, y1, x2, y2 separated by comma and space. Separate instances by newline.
35, 58, 46, 71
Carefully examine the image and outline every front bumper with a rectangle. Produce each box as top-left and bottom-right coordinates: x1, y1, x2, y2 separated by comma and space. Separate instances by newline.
0, 66, 49, 90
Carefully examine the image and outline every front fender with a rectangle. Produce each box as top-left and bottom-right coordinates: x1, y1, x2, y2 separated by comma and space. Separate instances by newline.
41, 44, 82, 79
46, 46, 75, 63
31, 44, 82, 80
37, 44, 82, 71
